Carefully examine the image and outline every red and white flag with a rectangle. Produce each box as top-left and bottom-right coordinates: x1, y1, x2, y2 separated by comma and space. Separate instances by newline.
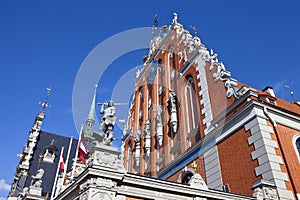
78, 134, 88, 164
59, 151, 65, 170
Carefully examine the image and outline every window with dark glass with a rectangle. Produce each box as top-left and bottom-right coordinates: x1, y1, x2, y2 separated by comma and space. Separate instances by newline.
296, 137, 300, 156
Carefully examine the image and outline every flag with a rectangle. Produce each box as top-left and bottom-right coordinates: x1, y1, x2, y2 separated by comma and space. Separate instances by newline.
59, 152, 65, 170
78, 134, 88, 164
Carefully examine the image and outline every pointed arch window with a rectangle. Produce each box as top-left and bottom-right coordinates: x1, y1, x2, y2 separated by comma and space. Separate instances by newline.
293, 134, 300, 162
297, 138, 300, 155
184, 76, 199, 134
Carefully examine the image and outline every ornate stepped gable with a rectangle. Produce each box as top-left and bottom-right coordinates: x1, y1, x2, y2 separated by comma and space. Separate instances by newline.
122, 13, 300, 200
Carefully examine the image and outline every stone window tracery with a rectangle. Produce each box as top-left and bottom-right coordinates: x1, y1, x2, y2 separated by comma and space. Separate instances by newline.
184, 76, 199, 135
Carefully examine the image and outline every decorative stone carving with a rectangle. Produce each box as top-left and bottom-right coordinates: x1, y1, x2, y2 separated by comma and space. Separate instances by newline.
253, 187, 278, 200
156, 106, 163, 146
149, 36, 162, 57
168, 91, 178, 133
30, 168, 44, 188
264, 187, 278, 199
253, 187, 263, 200
172, 12, 178, 25
178, 49, 188, 63
138, 110, 143, 121
90, 191, 116, 200
79, 191, 88, 200
90, 145, 125, 172
252, 180, 279, 200
144, 120, 151, 157
189, 173, 208, 190
158, 86, 163, 96
209, 49, 247, 99
148, 98, 152, 108
168, 45, 174, 58
92, 177, 116, 189
134, 130, 141, 167
98, 100, 117, 145
27, 168, 44, 196
171, 70, 176, 81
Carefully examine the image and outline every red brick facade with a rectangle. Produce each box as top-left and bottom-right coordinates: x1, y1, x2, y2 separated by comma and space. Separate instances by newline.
122, 14, 300, 199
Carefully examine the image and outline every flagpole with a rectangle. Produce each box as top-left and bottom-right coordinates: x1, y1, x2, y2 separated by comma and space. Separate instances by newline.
63, 136, 73, 184
50, 146, 64, 200
70, 124, 83, 181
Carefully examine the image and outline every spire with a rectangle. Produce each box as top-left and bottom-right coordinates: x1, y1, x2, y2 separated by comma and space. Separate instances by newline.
84, 84, 97, 143
87, 84, 97, 121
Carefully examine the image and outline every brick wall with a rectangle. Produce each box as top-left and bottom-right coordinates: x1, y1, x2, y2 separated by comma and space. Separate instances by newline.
218, 127, 261, 196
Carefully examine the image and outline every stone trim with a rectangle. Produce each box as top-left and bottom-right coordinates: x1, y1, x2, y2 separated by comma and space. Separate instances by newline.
204, 146, 223, 190
245, 117, 294, 200
156, 96, 300, 188
195, 54, 213, 135
55, 142, 256, 200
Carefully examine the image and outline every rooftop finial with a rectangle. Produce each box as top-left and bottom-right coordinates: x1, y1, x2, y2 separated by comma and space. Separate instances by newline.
190, 25, 197, 36
39, 86, 52, 110
172, 10, 178, 24
152, 14, 158, 37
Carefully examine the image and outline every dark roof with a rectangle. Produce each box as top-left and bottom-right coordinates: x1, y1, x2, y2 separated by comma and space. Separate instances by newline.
24, 131, 78, 196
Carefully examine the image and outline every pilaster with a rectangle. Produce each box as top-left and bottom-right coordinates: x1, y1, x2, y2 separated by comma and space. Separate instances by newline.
245, 117, 294, 200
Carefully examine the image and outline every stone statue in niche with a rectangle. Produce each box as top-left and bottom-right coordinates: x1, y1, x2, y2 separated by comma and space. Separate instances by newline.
156, 106, 163, 146
144, 120, 151, 157
98, 100, 117, 145
31, 168, 44, 188
169, 91, 178, 133
134, 130, 141, 167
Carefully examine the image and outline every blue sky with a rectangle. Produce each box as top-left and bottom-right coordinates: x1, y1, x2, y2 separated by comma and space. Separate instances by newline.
0, 1, 300, 199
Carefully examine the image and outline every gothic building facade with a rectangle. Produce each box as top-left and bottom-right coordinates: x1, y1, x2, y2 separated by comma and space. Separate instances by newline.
8, 13, 300, 200
122, 13, 300, 200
